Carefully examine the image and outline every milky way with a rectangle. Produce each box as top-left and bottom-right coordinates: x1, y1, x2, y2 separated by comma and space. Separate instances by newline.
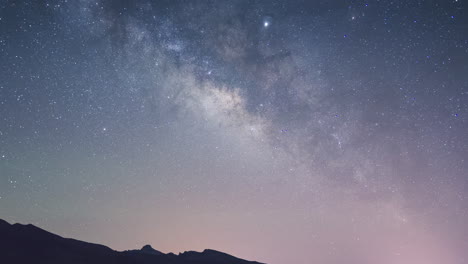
1, 1, 468, 264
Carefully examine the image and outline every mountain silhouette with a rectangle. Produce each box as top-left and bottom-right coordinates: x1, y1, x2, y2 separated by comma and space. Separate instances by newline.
0, 219, 265, 264
141, 245, 164, 255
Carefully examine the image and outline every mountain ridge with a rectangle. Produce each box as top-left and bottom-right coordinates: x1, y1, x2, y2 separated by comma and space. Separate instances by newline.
0, 218, 265, 264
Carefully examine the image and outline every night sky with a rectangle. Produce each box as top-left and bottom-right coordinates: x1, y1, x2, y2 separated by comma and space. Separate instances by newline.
1, 0, 468, 263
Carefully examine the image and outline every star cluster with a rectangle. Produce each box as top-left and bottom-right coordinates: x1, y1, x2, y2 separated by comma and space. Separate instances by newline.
1, 1, 467, 264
